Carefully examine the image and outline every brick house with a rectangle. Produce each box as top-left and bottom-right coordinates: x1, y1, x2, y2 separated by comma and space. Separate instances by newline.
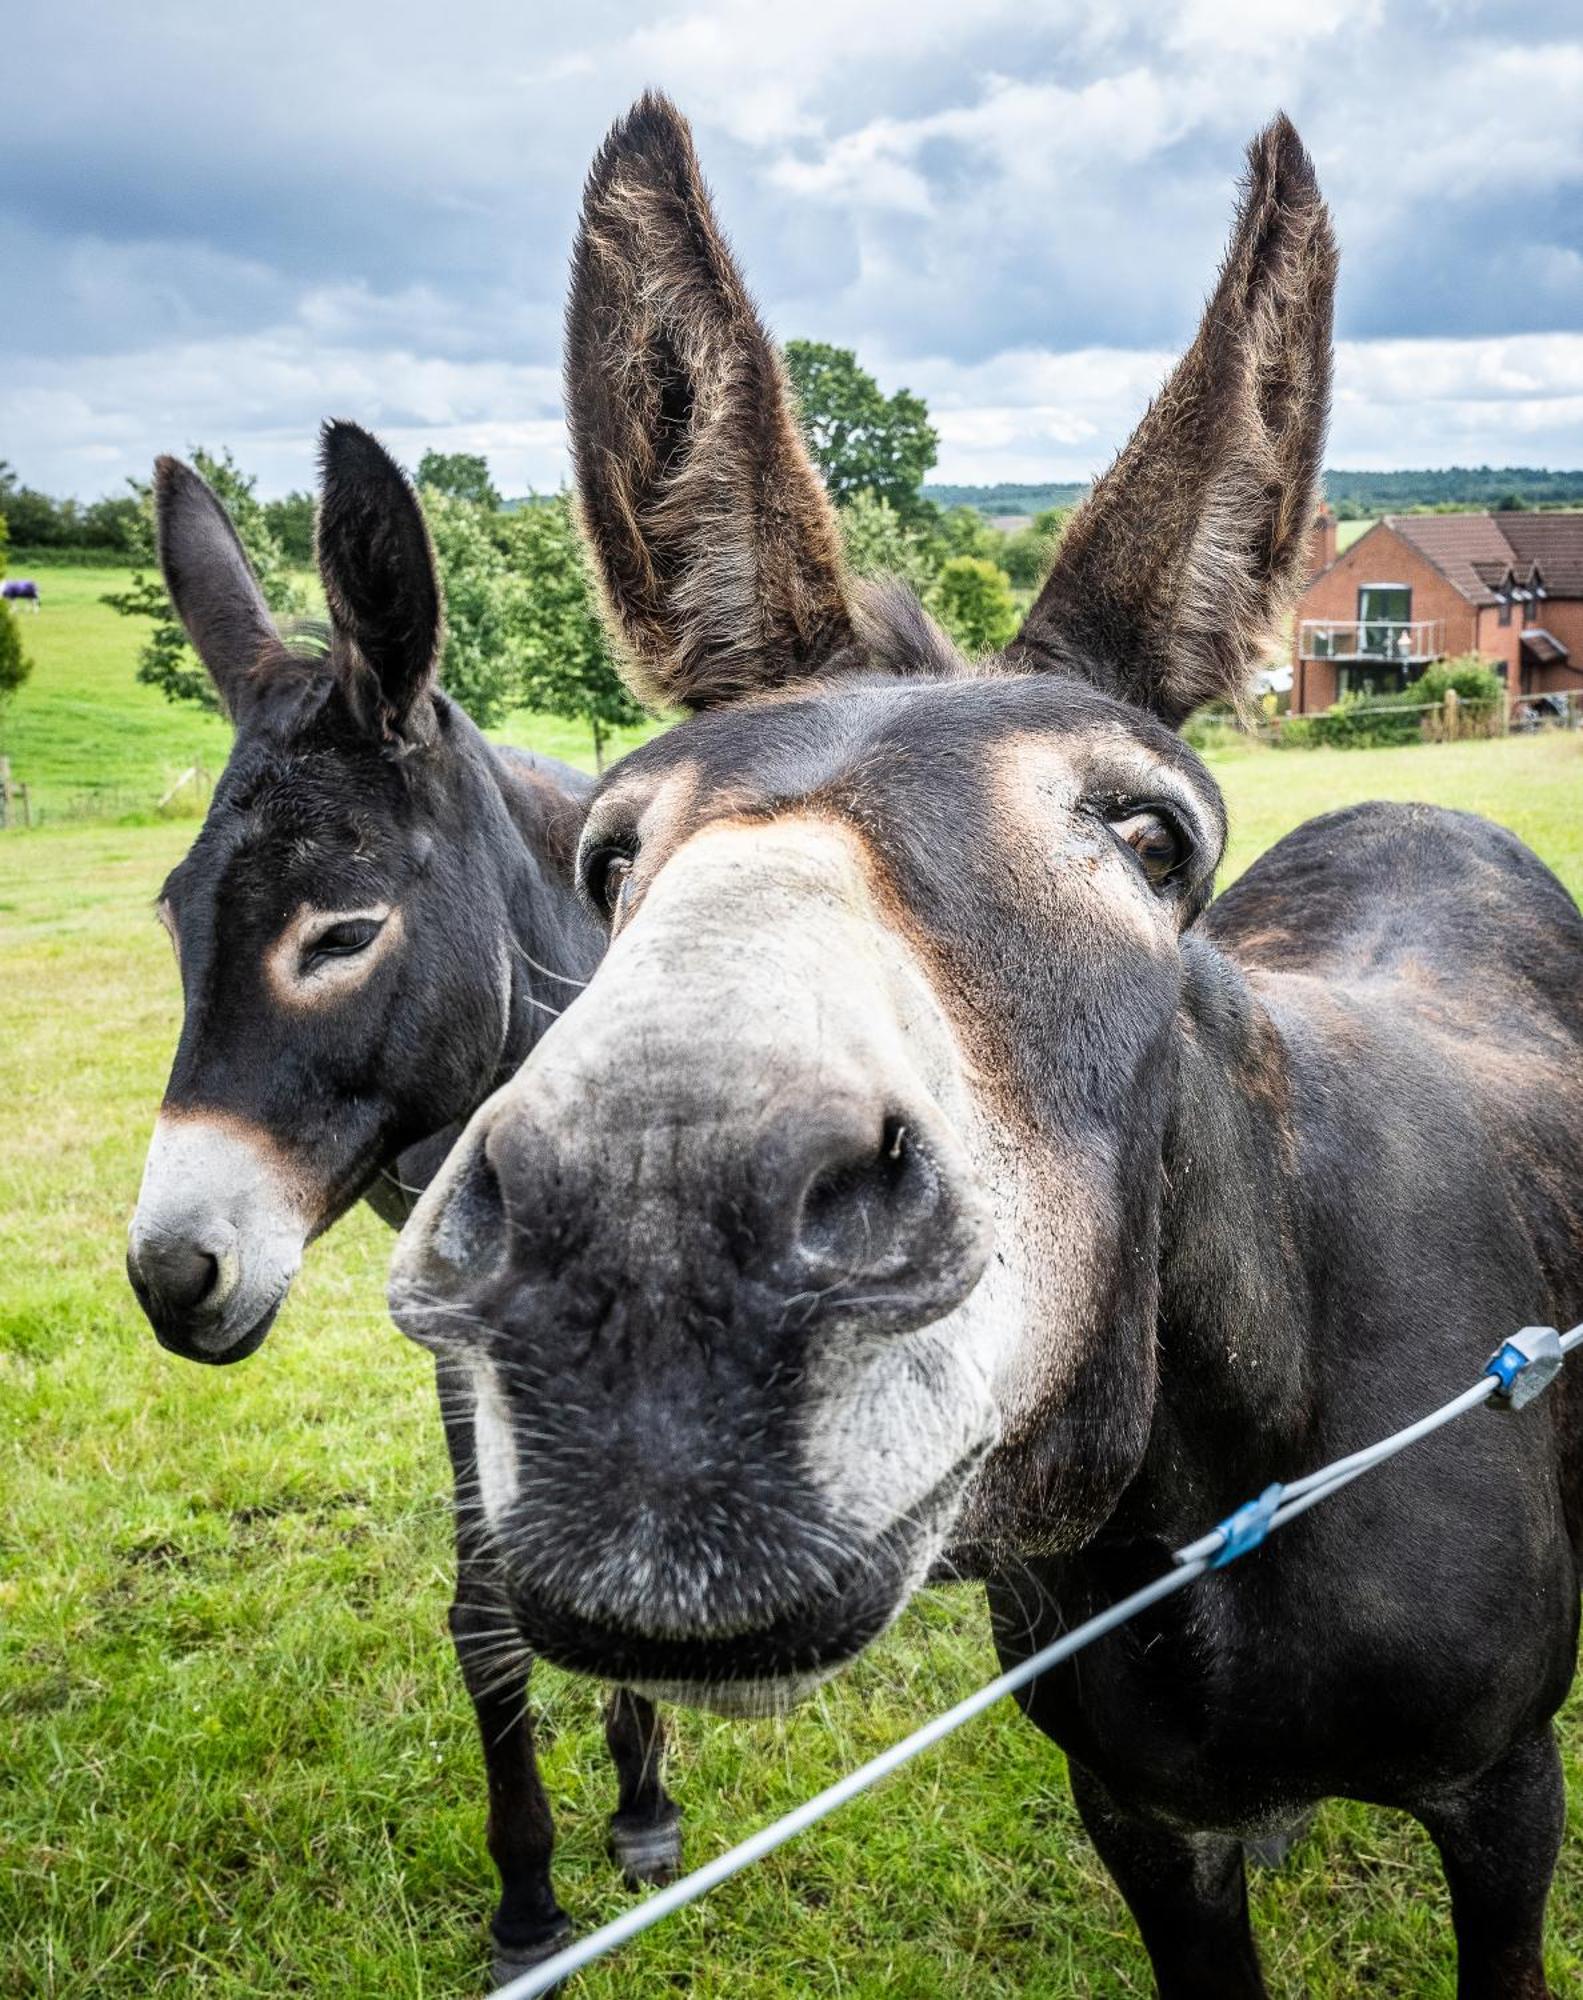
1289, 508, 1583, 715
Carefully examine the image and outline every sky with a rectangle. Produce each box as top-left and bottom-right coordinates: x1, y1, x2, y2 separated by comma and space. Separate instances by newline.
4, 0, 1582, 500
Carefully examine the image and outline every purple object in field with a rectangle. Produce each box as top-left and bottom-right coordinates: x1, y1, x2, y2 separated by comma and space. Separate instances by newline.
2, 579, 40, 606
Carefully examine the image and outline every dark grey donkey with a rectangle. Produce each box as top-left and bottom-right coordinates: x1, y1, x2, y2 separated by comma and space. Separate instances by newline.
392, 98, 1583, 1998
125, 423, 680, 1981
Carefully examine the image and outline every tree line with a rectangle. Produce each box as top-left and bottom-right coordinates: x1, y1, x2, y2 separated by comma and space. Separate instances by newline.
3, 344, 1071, 759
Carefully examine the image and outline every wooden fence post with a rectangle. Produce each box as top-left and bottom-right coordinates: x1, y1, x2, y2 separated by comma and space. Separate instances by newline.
0, 756, 10, 830
1443, 687, 1459, 741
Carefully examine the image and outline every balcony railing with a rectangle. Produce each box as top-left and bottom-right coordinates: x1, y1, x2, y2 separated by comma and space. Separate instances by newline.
1298, 619, 1444, 663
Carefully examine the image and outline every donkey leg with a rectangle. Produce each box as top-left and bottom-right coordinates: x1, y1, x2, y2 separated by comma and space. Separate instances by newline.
1068, 1762, 1267, 2000
448, 1581, 572, 1982
435, 1359, 569, 1982
1414, 1725, 1564, 2000
602, 1688, 683, 1887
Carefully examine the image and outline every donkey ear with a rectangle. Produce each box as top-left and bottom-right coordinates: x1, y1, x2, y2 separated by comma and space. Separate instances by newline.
316, 420, 443, 737
567, 93, 855, 712
154, 456, 280, 719
1011, 116, 1336, 728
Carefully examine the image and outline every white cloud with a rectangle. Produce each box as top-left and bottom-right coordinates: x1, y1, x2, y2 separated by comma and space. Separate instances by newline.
907, 333, 1583, 483
0, 331, 568, 498
4, 0, 1580, 497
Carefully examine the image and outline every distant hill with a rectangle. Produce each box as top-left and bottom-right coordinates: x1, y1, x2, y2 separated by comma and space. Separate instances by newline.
924, 482, 1089, 516
927, 468, 1583, 520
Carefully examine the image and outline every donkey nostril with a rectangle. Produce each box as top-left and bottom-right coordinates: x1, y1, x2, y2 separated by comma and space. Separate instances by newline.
128, 1240, 220, 1318
798, 1115, 928, 1274
433, 1134, 508, 1279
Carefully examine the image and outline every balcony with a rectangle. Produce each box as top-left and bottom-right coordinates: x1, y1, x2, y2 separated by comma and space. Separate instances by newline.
1298, 619, 1444, 663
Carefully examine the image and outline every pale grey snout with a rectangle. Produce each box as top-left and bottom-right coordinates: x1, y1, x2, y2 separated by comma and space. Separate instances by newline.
129, 1116, 307, 1364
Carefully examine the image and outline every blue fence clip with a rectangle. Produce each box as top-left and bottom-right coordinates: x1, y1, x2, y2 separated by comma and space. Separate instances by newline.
1484, 1326, 1564, 1412
1209, 1484, 1284, 1568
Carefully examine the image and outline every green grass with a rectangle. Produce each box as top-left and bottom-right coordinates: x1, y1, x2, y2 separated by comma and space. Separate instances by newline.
3, 634, 1583, 1994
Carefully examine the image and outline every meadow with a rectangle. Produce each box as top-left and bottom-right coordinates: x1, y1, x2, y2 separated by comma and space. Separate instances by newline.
2, 566, 1582, 1997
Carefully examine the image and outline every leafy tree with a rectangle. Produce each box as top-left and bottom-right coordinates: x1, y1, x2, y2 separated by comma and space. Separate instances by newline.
932, 555, 1019, 656
837, 489, 939, 600
0, 505, 23, 701
783, 341, 937, 517
264, 491, 317, 566
0, 480, 67, 547
998, 505, 1070, 589
417, 451, 501, 511
80, 493, 145, 553
418, 487, 528, 728
0, 606, 33, 710
104, 448, 307, 710
501, 495, 646, 768
929, 504, 1007, 566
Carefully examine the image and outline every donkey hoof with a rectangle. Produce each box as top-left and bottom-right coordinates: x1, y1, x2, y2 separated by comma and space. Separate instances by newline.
489, 1917, 573, 1993
1245, 1810, 1315, 1871
608, 1814, 684, 1889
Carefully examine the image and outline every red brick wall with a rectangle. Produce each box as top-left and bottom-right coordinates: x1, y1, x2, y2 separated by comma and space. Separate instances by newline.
1517, 598, 1583, 697
1474, 604, 1524, 680
1289, 523, 1481, 713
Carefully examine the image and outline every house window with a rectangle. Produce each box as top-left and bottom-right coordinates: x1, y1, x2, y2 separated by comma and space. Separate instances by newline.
1522, 593, 1537, 628
1498, 596, 1512, 627
1357, 584, 1411, 658
1338, 662, 1409, 698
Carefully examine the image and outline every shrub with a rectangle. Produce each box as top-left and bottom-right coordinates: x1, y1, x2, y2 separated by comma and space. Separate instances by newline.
1415, 656, 1503, 708
931, 555, 1019, 656
0, 603, 33, 708
1276, 715, 1315, 749
1308, 692, 1423, 750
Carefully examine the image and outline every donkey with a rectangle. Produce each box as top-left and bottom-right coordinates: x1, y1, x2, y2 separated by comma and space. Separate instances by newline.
124, 424, 682, 1981
390, 96, 1583, 1997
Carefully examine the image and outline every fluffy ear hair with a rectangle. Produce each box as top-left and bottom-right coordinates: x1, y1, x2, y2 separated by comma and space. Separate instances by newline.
1010, 116, 1336, 727
154, 456, 281, 720
566, 92, 855, 712
316, 420, 443, 739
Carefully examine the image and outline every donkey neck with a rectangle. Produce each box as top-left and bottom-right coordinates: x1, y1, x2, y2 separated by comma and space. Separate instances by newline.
477, 735, 603, 1081
1135, 932, 1321, 1536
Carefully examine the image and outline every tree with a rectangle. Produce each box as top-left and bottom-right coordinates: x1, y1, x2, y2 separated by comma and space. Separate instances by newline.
0, 494, 33, 712
783, 341, 937, 517
80, 493, 145, 553
104, 448, 308, 710
932, 555, 1019, 656
837, 489, 939, 600
998, 505, 1070, 589
417, 450, 501, 511
0, 605, 32, 711
501, 496, 646, 768
418, 487, 529, 728
0, 479, 67, 547
264, 491, 316, 566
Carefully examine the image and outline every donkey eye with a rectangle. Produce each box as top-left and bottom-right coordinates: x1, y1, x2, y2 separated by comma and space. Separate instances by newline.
304, 916, 384, 966
585, 847, 636, 921
1110, 809, 1188, 888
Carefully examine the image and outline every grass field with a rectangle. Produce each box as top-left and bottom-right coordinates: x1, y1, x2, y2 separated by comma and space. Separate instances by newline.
3, 576, 1583, 1996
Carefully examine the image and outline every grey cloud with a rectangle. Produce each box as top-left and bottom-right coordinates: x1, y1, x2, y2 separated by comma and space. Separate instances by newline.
2, 0, 1579, 495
